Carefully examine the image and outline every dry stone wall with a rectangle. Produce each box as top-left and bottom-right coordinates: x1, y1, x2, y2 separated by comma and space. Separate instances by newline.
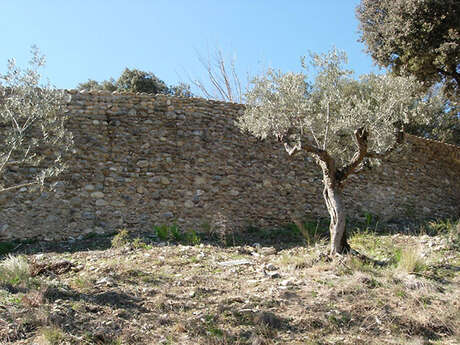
0, 91, 459, 241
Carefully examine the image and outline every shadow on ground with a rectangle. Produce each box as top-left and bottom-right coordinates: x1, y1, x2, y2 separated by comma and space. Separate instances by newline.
1, 217, 457, 258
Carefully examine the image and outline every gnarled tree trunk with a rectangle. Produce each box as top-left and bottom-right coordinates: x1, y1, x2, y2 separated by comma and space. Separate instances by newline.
323, 184, 350, 255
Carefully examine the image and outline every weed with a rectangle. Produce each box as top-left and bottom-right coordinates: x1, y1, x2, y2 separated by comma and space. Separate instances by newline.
395, 247, 425, 273
40, 326, 65, 345
154, 224, 171, 241
70, 275, 93, 291
425, 219, 459, 250
132, 237, 150, 249
344, 256, 375, 274
290, 217, 323, 246
185, 230, 201, 245
395, 288, 407, 298
0, 255, 31, 286
424, 219, 456, 235
349, 231, 395, 260
111, 228, 130, 248
204, 314, 224, 337
279, 253, 309, 269
169, 224, 182, 242
362, 211, 379, 232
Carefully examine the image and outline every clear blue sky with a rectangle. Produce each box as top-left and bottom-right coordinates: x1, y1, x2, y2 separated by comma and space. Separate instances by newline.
0, 1, 381, 92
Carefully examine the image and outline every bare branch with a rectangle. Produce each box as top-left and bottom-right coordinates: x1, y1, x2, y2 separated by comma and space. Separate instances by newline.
0, 181, 37, 193
191, 47, 244, 103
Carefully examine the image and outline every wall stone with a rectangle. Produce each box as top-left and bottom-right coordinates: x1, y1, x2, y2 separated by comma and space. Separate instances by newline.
0, 90, 459, 241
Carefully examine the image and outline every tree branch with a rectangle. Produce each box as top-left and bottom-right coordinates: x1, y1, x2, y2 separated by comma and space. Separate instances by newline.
283, 135, 335, 174
337, 127, 404, 184
0, 181, 37, 193
336, 127, 369, 182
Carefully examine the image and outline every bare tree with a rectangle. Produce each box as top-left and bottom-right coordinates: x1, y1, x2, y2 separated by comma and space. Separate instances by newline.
238, 48, 437, 255
0, 46, 73, 193
191, 48, 244, 103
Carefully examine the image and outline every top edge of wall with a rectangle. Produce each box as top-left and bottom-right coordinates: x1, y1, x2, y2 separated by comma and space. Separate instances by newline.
405, 133, 460, 150
63, 89, 245, 106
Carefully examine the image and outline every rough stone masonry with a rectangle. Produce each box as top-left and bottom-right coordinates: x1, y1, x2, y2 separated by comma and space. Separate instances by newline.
0, 90, 459, 241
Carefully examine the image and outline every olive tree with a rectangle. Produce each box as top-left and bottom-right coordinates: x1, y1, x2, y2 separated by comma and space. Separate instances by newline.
238, 49, 435, 255
0, 47, 73, 193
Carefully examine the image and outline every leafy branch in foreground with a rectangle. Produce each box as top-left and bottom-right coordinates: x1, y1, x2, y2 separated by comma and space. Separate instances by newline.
0, 46, 73, 193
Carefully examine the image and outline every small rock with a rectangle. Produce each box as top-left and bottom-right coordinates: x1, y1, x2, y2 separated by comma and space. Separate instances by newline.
194, 176, 207, 185
35, 254, 45, 260
91, 191, 104, 199
266, 263, 278, 271
218, 259, 253, 266
160, 177, 170, 185
184, 200, 194, 208
111, 200, 124, 207
137, 185, 146, 194
95, 199, 108, 206
94, 227, 105, 234
263, 179, 272, 188
280, 279, 292, 286
260, 247, 276, 255
230, 189, 239, 196
96, 277, 115, 287
267, 271, 281, 279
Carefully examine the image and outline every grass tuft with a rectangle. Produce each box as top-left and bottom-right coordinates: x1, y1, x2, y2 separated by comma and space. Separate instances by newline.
395, 247, 425, 274
39, 326, 65, 345
0, 254, 31, 286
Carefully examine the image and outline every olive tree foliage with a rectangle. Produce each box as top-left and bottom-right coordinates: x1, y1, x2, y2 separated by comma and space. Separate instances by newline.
0, 47, 73, 193
238, 49, 436, 255
356, 0, 460, 102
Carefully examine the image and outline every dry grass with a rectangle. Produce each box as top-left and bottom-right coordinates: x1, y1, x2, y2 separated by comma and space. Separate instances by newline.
396, 246, 425, 273
0, 255, 31, 286
0, 221, 459, 344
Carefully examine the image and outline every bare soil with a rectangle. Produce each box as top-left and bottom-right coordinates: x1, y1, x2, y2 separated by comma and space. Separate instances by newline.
0, 226, 459, 345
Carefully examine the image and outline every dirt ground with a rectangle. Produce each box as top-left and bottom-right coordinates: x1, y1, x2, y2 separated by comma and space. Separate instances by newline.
0, 222, 459, 345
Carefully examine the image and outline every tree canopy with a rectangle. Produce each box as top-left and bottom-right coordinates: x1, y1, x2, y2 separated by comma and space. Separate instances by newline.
356, 0, 460, 102
239, 49, 439, 254
0, 47, 73, 193
78, 68, 193, 97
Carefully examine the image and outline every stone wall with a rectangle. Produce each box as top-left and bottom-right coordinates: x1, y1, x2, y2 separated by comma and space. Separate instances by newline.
0, 90, 459, 241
